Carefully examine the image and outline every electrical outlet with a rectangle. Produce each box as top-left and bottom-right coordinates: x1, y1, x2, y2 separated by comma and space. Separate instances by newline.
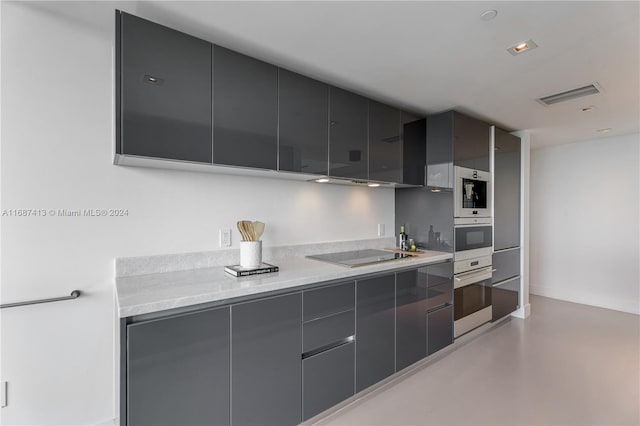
219, 229, 231, 247
378, 224, 385, 237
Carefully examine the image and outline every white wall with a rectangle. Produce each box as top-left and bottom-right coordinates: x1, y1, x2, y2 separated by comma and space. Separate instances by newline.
0, 3, 394, 424
530, 133, 640, 314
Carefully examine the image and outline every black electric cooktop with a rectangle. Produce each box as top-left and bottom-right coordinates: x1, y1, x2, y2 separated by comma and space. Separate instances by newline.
306, 249, 411, 268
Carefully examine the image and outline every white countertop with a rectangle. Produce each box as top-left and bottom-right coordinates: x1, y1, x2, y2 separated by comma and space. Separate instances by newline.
115, 250, 452, 318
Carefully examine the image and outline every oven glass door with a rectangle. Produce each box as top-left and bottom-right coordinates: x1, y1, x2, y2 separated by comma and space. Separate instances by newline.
462, 178, 488, 209
454, 277, 492, 321
455, 225, 492, 252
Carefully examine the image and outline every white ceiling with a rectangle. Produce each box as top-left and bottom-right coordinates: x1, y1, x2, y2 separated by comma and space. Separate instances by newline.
28, 1, 640, 149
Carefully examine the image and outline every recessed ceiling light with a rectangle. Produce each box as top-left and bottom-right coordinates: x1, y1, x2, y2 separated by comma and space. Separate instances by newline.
430, 188, 442, 193
507, 39, 538, 56
315, 178, 329, 183
596, 128, 611, 133
480, 10, 498, 21
581, 106, 596, 112
367, 183, 381, 188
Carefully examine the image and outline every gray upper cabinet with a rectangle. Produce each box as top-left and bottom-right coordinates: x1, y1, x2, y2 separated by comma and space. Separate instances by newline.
278, 70, 329, 175
452, 111, 491, 172
402, 113, 427, 186
117, 12, 431, 183
126, 307, 230, 426
213, 45, 278, 169
369, 102, 402, 183
329, 87, 369, 180
356, 274, 396, 392
231, 293, 302, 426
494, 128, 521, 250
118, 11, 212, 163
426, 112, 454, 188
395, 268, 428, 371
426, 110, 490, 187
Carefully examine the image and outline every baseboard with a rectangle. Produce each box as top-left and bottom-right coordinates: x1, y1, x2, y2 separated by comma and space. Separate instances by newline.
530, 284, 640, 315
511, 303, 531, 319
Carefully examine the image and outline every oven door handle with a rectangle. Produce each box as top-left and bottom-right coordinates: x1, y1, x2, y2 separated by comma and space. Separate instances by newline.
454, 267, 493, 289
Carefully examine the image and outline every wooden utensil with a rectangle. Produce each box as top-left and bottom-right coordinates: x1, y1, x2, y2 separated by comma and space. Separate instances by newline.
237, 221, 250, 241
253, 221, 265, 240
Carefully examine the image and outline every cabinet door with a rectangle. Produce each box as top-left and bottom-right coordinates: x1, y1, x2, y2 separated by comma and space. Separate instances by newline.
303, 342, 355, 420
119, 12, 212, 163
356, 274, 396, 392
402, 113, 426, 186
369, 101, 402, 183
492, 277, 520, 321
329, 87, 368, 179
426, 262, 453, 355
492, 248, 520, 284
427, 304, 454, 355
396, 269, 428, 371
231, 293, 302, 426
278, 70, 329, 174
494, 128, 521, 250
453, 112, 490, 172
127, 307, 230, 426
213, 45, 278, 169
426, 111, 454, 188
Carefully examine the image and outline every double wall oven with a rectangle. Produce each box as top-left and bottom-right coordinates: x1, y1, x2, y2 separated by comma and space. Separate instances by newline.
454, 166, 494, 338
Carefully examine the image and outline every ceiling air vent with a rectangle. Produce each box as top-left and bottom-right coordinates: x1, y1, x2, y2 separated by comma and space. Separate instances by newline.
537, 83, 601, 106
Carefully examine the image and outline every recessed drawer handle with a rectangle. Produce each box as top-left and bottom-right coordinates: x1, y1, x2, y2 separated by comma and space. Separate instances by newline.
301, 336, 354, 360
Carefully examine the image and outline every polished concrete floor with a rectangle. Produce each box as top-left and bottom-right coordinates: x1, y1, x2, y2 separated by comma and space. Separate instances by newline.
314, 295, 640, 426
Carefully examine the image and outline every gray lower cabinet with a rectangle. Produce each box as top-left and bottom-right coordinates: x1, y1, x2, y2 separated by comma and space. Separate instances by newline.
303, 342, 355, 420
124, 264, 459, 426
118, 11, 212, 163
492, 249, 520, 284
427, 304, 454, 355
426, 262, 454, 355
356, 274, 396, 392
126, 307, 230, 426
231, 293, 302, 426
395, 269, 428, 371
492, 276, 520, 321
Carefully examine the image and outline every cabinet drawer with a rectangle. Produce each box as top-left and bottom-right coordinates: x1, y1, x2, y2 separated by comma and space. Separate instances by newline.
303, 310, 354, 353
303, 342, 355, 420
427, 262, 453, 287
492, 276, 520, 321
303, 281, 355, 322
492, 248, 520, 284
426, 282, 453, 310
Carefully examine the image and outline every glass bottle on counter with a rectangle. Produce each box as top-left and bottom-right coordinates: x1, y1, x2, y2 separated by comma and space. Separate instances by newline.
399, 225, 408, 251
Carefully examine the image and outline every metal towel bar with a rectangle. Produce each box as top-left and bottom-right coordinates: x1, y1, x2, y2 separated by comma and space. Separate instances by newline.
0, 290, 81, 309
